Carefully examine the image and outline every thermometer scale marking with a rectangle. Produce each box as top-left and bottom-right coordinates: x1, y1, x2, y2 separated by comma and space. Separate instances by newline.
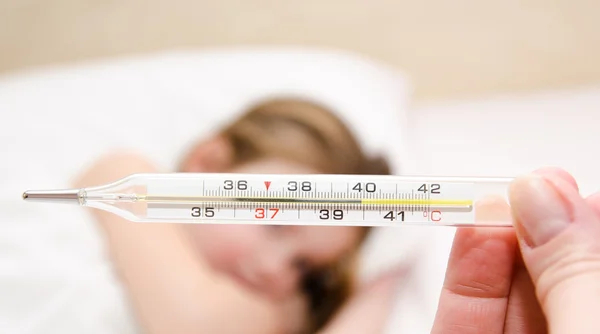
145, 175, 475, 225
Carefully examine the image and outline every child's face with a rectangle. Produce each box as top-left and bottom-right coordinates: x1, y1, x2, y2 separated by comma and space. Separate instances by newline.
185, 157, 363, 301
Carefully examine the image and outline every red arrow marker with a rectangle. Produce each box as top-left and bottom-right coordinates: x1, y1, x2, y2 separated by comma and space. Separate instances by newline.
264, 181, 271, 191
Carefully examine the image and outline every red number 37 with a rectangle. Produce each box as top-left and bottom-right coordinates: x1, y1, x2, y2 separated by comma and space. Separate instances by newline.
255, 208, 279, 219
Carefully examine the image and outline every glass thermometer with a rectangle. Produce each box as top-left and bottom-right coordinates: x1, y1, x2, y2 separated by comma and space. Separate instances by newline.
22, 173, 515, 227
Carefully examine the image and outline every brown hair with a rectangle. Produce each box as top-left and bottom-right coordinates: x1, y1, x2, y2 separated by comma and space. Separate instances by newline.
219, 98, 391, 332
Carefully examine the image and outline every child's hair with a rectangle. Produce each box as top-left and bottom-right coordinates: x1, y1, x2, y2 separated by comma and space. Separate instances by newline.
219, 98, 391, 332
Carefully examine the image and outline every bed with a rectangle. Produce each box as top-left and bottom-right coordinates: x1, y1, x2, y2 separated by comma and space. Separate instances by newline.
1, 47, 599, 334
0, 47, 422, 334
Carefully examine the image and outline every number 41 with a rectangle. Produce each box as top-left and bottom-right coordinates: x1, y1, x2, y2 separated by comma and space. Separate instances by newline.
384, 211, 405, 221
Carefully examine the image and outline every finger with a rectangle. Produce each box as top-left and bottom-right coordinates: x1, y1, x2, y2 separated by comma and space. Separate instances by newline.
532, 167, 579, 192
431, 227, 518, 334
503, 248, 547, 334
586, 192, 600, 218
509, 172, 600, 334
473, 195, 513, 225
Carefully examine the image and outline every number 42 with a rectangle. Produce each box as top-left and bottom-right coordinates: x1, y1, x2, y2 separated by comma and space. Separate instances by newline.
417, 183, 441, 194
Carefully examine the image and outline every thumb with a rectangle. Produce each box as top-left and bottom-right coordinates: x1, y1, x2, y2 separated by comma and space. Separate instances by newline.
509, 170, 600, 334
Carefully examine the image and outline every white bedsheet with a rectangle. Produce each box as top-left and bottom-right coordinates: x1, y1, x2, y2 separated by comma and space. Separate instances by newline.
384, 85, 600, 334
3, 46, 596, 334
0, 48, 424, 334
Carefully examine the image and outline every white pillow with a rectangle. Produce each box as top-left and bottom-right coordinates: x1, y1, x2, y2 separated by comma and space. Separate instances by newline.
0, 47, 410, 178
383, 85, 600, 334
0, 47, 414, 333
407, 86, 600, 195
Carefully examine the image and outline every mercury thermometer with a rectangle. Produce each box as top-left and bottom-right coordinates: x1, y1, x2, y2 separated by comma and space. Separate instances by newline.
22, 173, 515, 227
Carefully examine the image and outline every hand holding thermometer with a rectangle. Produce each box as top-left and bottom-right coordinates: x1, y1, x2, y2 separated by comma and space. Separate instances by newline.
22, 173, 515, 227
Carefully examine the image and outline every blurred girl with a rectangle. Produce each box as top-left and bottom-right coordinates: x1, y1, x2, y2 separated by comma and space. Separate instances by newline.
74, 98, 393, 333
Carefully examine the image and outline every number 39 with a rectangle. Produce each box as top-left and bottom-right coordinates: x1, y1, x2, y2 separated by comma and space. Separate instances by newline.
319, 209, 344, 220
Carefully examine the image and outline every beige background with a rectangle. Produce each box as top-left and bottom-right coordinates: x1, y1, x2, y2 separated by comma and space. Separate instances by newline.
1, 0, 599, 102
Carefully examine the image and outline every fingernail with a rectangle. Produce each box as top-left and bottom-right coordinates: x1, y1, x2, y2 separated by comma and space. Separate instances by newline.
509, 175, 572, 248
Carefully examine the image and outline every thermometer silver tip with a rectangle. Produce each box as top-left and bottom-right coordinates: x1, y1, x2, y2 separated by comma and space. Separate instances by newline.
22, 189, 81, 203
